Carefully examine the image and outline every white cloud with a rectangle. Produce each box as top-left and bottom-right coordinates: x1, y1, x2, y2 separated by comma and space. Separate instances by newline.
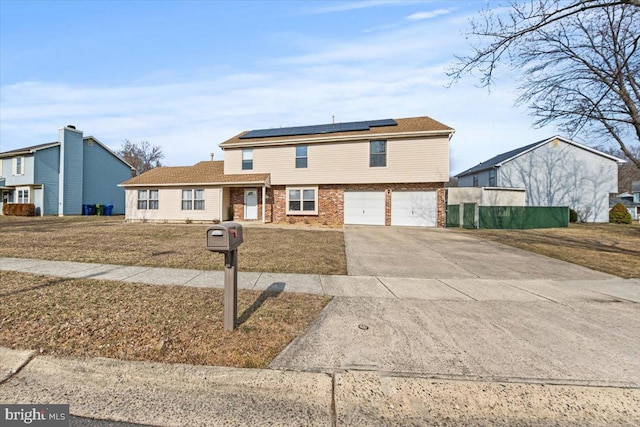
406, 8, 452, 21
0, 4, 559, 175
307, 1, 430, 15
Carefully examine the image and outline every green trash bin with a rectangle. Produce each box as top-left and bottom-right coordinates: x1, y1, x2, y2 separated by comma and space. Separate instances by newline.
95, 204, 104, 216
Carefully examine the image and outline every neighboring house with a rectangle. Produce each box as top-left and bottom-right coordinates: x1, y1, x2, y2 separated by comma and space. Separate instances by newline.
456, 136, 624, 222
0, 126, 134, 216
121, 116, 455, 227
610, 180, 640, 221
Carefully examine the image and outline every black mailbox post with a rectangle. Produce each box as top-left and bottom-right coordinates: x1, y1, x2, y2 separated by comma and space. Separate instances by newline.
205, 222, 244, 331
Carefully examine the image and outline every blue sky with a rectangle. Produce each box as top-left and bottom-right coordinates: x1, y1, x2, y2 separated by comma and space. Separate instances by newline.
0, 0, 559, 174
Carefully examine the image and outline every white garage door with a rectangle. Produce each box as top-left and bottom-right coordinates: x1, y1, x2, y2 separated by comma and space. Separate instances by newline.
391, 191, 437, 227
344, 191, 385, 225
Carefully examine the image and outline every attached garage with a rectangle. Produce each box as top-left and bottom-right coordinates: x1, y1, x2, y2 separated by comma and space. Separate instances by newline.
344, 191, 385, 225
391, 191, 437, 227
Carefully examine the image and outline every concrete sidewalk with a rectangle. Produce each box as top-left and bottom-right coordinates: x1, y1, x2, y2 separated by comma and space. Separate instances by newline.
1, 347, 639, 426
2, 257, 639, 302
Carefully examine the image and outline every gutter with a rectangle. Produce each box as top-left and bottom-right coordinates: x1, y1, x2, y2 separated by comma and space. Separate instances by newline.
219, 130, 454, 149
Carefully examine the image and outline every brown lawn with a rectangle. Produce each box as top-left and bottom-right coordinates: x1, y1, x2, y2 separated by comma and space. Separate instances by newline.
0, 271, 330, 368
0, 216, 347, 275
455, 223, 640, 278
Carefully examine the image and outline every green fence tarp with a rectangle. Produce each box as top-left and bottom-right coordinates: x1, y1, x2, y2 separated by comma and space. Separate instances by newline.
463, 203, 477, 229
446, 205, 460, 228
478, 206, 569, 229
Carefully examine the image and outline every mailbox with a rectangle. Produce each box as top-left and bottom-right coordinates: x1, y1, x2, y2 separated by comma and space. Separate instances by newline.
206, 222, 243, 253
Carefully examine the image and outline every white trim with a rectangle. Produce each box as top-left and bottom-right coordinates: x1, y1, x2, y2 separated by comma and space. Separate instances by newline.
220, 130, 455, 149
262, 186, 266, 223
495, 136, 626, 168
286, 186, 318, 215
119, 180, 270, 188
244, 188, 258, 220
12, 156, 24, 176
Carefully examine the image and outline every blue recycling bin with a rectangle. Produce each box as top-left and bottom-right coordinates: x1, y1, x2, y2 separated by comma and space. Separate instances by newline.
104, 204, 114, 216
82, 204, 89, 216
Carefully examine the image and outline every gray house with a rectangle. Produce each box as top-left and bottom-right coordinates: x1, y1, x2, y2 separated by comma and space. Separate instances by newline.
456, 136, 624, 222
0, 126, 134, 216
610, 181, 640, 221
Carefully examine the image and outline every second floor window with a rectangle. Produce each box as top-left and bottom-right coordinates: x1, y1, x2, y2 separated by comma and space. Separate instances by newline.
473, 175, 479, 186
295, 145, 308, 168
242, 149, 253, 170
182, 189, 205, 210
370, 141, 386, 167
13, 157, 24, 175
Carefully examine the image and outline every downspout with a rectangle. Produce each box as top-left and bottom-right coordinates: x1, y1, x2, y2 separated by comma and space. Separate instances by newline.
41, 184, 45, 217
219, 188, 223, 222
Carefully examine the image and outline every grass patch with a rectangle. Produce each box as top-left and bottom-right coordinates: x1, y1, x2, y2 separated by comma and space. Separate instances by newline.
454, 223, 640, 278
0, 216, 346, 275
0, 271, 330, 368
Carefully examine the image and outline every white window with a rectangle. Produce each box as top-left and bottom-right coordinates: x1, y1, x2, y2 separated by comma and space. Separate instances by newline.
295, 146, 308, 168
149, 189, 159, 210
13, 156, 24, 176
370, 141, 386, 167
194, 189, 205, 210
182, 189, 204, 210
138, 190, 148, 210
17, 189, 29, 203
287, 187, 318, 215
182, 190, 193, 210
242, 149, 253, 170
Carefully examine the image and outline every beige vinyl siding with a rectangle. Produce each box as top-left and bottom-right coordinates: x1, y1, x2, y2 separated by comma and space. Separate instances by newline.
223, 137, 449, 185
125, 187, 221, 222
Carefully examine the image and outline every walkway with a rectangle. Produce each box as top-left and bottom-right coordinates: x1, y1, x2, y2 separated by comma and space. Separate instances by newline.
2, 257, 639, 302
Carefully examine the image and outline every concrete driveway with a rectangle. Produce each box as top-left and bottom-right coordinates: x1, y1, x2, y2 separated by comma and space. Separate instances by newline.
344, 225, 612, 280
270, 225, 640, 387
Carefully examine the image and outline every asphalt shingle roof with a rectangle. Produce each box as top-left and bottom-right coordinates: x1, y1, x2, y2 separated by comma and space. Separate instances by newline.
0, 142, 59, 157
219, 116, 453, 147
120, 161, 269, 186
456, 139, 549, 177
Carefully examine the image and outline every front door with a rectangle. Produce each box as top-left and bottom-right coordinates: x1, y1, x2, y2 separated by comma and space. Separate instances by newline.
244, 189, 258, 220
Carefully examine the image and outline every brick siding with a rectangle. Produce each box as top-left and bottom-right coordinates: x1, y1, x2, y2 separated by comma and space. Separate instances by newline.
230, 183, 445, 227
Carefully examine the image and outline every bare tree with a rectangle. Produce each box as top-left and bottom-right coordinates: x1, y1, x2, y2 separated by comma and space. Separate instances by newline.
118, 140, 164, 176
449, 0, 640, 170
596, 144, 640, 191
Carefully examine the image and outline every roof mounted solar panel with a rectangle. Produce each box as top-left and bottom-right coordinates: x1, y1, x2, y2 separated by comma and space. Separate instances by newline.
240, 118, 397, 139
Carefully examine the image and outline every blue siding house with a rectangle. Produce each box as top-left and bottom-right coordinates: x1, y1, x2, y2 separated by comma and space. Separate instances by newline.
0, 126, 134, 216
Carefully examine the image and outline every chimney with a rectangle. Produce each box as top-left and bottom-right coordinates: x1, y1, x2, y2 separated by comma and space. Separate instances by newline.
210, 153, 215, 161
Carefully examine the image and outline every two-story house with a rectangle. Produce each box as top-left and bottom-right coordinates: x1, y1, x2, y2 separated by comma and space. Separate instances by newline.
0, 126, 134, 216
456, 136, 623, 222
120, 116, 454, 227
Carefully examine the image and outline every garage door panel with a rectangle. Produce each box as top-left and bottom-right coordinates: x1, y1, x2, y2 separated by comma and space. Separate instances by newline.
391, 191, 437, 227
344, 191, 385, 225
